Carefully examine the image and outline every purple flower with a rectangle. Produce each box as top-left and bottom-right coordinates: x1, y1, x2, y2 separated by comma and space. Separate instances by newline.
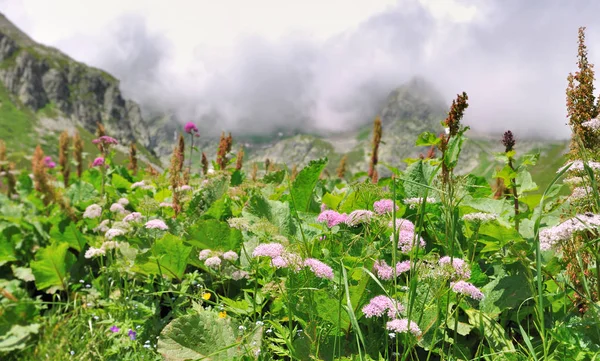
439, 256, 471, 280
92, 157, 105, 167
362, 295, 404, 318
386, 318, 421, 336
44, 156, 56, 168
184, 121, 199, 134
450, 281, 484, 300
396, 260, 411, 274
373, 199, 399, 215
252, 243, 285, 258
304, 258, 334, 280
317, 210, 347, 228
109, 325, 120, 333
92, 136, 118, 145
373, 260, 394, 281
128, 329, 137, 340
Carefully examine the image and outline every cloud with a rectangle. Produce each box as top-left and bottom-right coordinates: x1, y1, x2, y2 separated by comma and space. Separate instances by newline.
2, 0, 599, 138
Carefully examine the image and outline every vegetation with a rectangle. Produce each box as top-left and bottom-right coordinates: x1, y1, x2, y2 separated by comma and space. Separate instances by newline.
0, 27, 599, 361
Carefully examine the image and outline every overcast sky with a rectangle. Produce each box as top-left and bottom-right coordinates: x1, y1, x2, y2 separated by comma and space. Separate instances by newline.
1, 0, 598, 138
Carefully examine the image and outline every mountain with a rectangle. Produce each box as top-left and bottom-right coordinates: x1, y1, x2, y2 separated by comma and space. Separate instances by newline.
0, 13, 160, 167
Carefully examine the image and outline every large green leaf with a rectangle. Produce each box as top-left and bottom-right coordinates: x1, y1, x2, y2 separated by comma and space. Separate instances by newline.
480, 268, 532, 317
290, 158, 327, 212
49, 221, 86, 252
402, 160, 438, 198
134, 234, 191, 280
0, 324, 40, 353
111, 173, 132, 190
187, 219, 243, 251
157, 309, 240, 361
65, 182, 97, 207
243, 195, 296, 236
0, 234, 16, 266
30, 242, 75, 292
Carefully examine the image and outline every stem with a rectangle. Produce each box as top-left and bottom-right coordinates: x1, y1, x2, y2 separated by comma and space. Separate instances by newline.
508, 158, 519, 232
188, 134, 194, 176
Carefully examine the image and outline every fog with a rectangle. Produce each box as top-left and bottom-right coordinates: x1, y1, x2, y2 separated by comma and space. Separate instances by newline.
2, 0, 599, 138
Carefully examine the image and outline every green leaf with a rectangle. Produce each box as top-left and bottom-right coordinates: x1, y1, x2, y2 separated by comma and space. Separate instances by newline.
157, 309, 240, 361
290, 158, 327, 212
480, 269, 532, 317
65, 182, 97, 207
30, 242, 75, 292
444, 132, 467, 169
187, 219, 243, 251
134, 234, 191, 280
0, 324, 40, 352
111, 173, 132, 190
322, 192, 344, 210
203, 195, 232, 221
50, 222, 86, 252
0, 234, 17, 266
401, 160, 438, 198
415, 131, 441, 147
492, 165, 517, 187
516, 170, 538, 193
263, 169, 286, 184
16, 172, 33, 195
243, 195, 296, 236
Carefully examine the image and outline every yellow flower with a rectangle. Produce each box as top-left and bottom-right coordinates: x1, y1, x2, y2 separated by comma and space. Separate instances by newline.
202, 292, 211, 300
218, 311, 227, 318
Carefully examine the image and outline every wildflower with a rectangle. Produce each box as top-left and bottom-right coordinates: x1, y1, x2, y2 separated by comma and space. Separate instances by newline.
94, 219, 110, 233
558, 160, 600, 173
223, 251, 238, 262
199, 249, 212, 260
404, 197, 436, 209
373, 199, 399, 215
462, 212, 497, 223
85, 247, 106, 259
227, 217, 251, 231
303, 258, 334, 280
450, 280, 484, 300
582, 118, 600, 130
202, 293, 211, 300
252, 243, 285, 258
396, 260, 411, 274
177, 184, 192, 192
231, 270, 249, 280
205, 256, 222, 268
271, 252, 303, 271
131, 180, 145, 189
102, 241, 119, 250
109, 203, 125, 213
109, 325, 120, 333
362, 295, 404, 318
128, 329, 137, 340
569, 186, 593, 201
123, 212, 142, 222
159, 202, 173, 208
501, 130, 516, 152
539, 212, 600, 250
218, 311, 227, 318
92, 157, 105, 167
184, 121, 198, 134
563, 176, 585, 185
386, 318, 421, 337
83, 204, 102, 219
373, 260, 394, 281
105, 228, 125, 240
345, 210, 375, 227
92, 136, 118, 145
256, 321, 264, 326
390, 220, 426, 253
44, 156, 56, 168
144, 219, 168, 230
117, 197, 129, 206
438, 256, 471, 280
317, 210, 347, 228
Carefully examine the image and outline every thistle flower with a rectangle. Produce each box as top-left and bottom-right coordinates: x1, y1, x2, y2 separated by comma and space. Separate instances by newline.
303, 258, 334, 280
184, 121, 198, 134
92, 157, 105, 167
373, 199, 399, 215
83, 204, 102, 219
205, 256, 222, 268
59, 130, 70, 187
386, 319, 421, 337
145, 219, 168, 230
317, 210, 347, 228
44, 156, 56, 169
345, 210, 375, 227
450, 280, 484, 300
123, 212, 142, 222
223, 251, 238, 261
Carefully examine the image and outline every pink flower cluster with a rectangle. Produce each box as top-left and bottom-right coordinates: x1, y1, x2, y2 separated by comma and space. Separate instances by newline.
373, 199, 399, 215
303, 258, 334, 280
389, 219, 426, 253
386, 318, 421, 337
252, 243, 285, 258
144, 219, 168, 230
438, 256, 471, 280
450, 280, 484, 300
123, 212, 142, 222
362, 295, 404, 318
540, 213, 600, 251
44, 156, 56, 169
92, 136, 118, 145
373, 260, 412, 280
317, 210, 347, 228
345, 210, 375, 227
184, 121, 199, 134
92, 157, 105, 167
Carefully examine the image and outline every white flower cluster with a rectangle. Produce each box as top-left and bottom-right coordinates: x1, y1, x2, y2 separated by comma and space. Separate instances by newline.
462, 212, 497, 223
540, 213, 600, 251
568, 186, 593, 202
563, 177, 585, 185
404, 197, 437, 209
83, 204, 102, 219
582, 118, 600, 130
558, 160, 600, 174
84, 240, 122, 259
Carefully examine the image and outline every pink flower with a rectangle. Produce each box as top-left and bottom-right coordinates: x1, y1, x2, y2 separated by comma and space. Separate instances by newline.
390, 219, 426, 253
386, 318, 421, 336
92, 136, 118, 145
92, 157, 105, 167
252, 243, 285, 258
317, 210, 347, 228
439, 256, 471, 280
44, 156, 56, 168
373, 260, 394, 281
223, 251, 238, 261
304, 258, 334, 280
144, 219, 168, 230
450, 280, 484, 300
123, 212, 142, 222
205, 256, 221, 268
184, 121, 199, 134
373, 199, 399, 215
362, 295, 404, 318
396, 260, 411, 274
345, 210, 375, 227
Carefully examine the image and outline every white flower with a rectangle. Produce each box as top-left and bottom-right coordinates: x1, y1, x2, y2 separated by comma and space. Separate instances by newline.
205, 256, 222, 268
558, 160, 600, 174
85, 247, 106, 259
177, 185, 192, 192
199, 249, 212, 260
462, 212, 497, 223
404, 197, 437, 209
101, 241, 119, 250
123, 212, 143, 222
540, 213, 600, 250
117, 198, 129, 206
83, 204, 102, 219
207, 169, 215, 175
109, 203, 125, 213
159, 202, 173, 208
222, 251, 238, 261
131, 181, 146, 189
582, 118, 600, 130
569, 186, 593, 201
94, 219, 110, 233
105, 228, 125, 240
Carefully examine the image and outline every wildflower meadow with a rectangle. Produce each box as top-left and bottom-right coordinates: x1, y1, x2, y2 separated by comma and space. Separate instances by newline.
1, 27, 600, 361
